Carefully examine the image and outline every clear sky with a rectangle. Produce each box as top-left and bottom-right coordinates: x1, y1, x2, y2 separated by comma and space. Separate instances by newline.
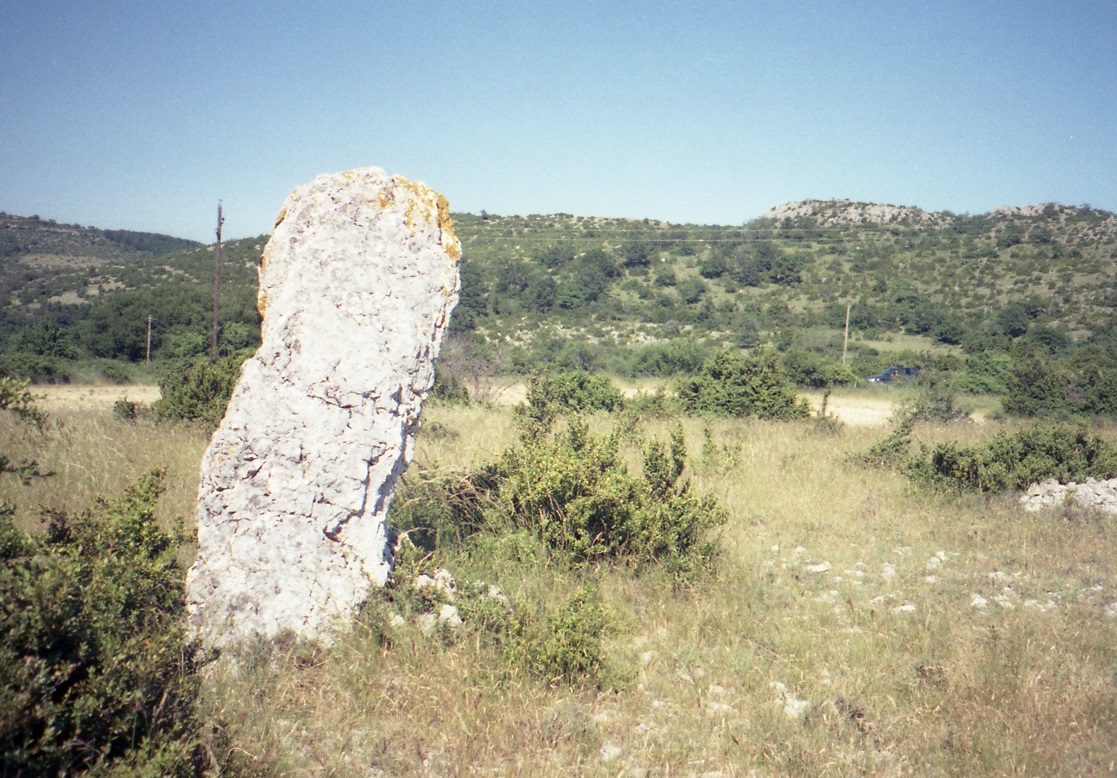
3, 1, 1116, 242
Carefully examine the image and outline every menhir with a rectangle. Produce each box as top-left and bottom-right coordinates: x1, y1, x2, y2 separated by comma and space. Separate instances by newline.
185, 168, 460, 648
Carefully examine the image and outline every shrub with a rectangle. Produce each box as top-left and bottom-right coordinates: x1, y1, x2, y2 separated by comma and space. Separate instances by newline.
954, 353, 1013, 395
113, 397, 139, 421
1002, 355, 1069, 417
625, 339, 711, 377
863, 420, 1117, 493
429, 370, 471, 405
0, 471, 206, 775
388, 468, 495, 553
507, 584, 611, 685
492, 420, 724, 577
0, 352, 69, 384
910, 426, 1117, 492
896, 372, 972, 423
0, 375, 46, 427
780, 348, 859, 388
154, 353, 247, 429
97, 360, 133, 385
523, 371, 624, 415
677, 349, 811, 420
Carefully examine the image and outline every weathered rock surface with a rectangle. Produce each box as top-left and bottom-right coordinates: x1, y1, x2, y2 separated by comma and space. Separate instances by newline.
762, 199, 947, 226
185, 168, 460, 648
1020, 477, 1117, 515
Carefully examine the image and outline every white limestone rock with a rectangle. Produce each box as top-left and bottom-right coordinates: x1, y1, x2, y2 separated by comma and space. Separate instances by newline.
185, 167, 460, 648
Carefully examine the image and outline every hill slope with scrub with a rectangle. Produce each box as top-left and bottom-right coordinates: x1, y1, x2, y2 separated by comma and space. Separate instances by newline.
2, 200, 1116, 402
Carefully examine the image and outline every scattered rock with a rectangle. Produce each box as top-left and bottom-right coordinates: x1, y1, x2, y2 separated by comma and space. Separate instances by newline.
1020, 478, 1117, 515
416, 569, 456, 601
770, 681, 811, 720
600, 743, 623, 763
704, 701, 734, 716
985, 571, 1012, 587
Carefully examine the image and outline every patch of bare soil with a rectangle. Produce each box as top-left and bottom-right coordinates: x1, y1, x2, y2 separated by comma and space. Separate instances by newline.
32, 384, 161, 412
804, 392, 896, 426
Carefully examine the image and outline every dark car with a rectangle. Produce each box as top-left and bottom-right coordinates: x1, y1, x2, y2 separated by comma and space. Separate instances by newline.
866, 366, 920, 383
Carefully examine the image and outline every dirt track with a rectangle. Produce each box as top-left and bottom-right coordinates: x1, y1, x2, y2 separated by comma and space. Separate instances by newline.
803, 392, 896, 426
33, 384, 160, 413
30, 383, 902, 427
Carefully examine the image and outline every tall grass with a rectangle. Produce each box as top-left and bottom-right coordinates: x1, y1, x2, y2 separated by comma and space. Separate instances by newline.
0, 405, 208, 531
5, 391, 1117, 775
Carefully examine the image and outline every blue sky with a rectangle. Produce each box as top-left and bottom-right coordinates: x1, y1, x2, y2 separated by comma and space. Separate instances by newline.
3, 1, 1116, 241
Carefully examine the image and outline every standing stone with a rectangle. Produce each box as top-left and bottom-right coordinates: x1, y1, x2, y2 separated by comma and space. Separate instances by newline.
185, 168, 460, 648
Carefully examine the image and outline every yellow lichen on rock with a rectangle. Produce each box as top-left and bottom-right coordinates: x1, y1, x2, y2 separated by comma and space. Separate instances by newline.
392, 175, 461, 263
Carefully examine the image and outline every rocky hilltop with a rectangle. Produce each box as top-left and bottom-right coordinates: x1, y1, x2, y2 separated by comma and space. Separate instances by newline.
762, 199, 1117, 234
762, 199, 949, 226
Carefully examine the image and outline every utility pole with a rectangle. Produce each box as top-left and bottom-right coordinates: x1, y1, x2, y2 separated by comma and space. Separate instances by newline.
146, 315, 152, 365
211, 202, 224, 361
842, 302, 851, 367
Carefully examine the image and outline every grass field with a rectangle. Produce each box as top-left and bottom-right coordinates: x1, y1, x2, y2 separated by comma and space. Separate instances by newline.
4, 386, 1117, 776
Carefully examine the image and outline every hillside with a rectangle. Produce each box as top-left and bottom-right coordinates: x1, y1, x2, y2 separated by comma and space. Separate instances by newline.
1, 201, 1116, 388
0, 212, 201, 307
447, 201, 1117, 375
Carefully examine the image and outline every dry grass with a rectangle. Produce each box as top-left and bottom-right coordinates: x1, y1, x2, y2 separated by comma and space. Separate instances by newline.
0, 386, 207, 531
5, 389, 1117, 776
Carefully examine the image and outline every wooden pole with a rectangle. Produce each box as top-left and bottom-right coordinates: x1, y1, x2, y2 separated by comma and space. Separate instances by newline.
842, 302, 851, 367
211, 202, 224, 360
146, 315, 152, 365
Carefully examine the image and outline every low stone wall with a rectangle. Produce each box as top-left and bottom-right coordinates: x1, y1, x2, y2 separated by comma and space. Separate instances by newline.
1020, 478, 1117, 515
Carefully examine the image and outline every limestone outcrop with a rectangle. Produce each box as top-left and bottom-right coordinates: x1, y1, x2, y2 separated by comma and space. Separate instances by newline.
1020, 478, 1117, 515
185, 168, 460, 648
762, 199, 948, 226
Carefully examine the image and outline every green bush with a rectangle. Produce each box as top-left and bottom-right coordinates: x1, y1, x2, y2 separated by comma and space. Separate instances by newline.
896, 372, 972, 424
429, 370, 471, 406
0, 352, 70, 384
154, 353, 247, 429
493, 420, 724, 577
625, 339, 711, 377
910, 426, 1117, 492
954, 353, 1013, 395
0, 375, 46, 427
780, 348, 859, 388
507, 584, 610, 685
864, 420, 1117, 493
113, 397, 140, 421
1002, 355, 1069, 418
677, 349, 811, 420
0, 471, 206, 775
522, 371, 624, 415
388, 468, 494, 553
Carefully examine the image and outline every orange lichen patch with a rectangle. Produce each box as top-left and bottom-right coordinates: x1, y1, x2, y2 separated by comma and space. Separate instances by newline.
435, 192, 462, 262
377, 189, 395, 209
257, 242, 276, 319
391, 175, 461, 263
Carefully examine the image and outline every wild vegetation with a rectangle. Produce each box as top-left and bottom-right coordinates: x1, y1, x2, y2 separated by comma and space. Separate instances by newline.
3, 388, 1117, 775
3, 199, 1117, 774
4, 201, 1117, 421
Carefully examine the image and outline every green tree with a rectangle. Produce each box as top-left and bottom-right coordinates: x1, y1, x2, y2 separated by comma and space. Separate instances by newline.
1002, 355, 1068, 416
677, 349, 811, 420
